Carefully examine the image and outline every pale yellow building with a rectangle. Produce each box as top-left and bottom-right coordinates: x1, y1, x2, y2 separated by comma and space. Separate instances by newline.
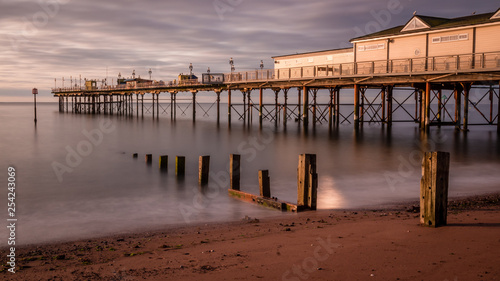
272, 8, 500, 77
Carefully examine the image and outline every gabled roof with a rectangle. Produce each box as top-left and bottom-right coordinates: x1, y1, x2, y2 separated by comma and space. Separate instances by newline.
492, 8, 500, 19
351, 10, 500, 42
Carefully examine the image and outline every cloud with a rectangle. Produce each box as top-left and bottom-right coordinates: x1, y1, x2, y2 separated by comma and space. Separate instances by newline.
0, 0, 496, 100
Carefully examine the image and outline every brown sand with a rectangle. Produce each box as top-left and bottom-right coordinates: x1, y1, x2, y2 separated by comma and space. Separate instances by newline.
2, 194, 499, 281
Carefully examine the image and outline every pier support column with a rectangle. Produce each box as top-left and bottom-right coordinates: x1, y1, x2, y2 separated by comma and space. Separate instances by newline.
247, 90, 252, 123
302, 86, 309, 127
454, 84, 462, 130
497, 82, 500, 134
274, 89, 279, 125
381, 87, 386, 123
328, 88, 334, 127
437, 88, 443, 125
335, 87, 340, 126
216, 90, 221, 124
387, 85, 393, 127
228, 89, 232, 124
156, 94, 159, 119
259, 88, 263, 126
462, 83, 470, 132
297, 87, 302, 122
136, 94, 139, 118
141, 94, 144, 118
110, 95, 113, 115
152, 93, 155, 118
354, 84, 360, 129
312, 89, 317, 125
192, 91, 198, 122
92, 95, 96, 115
242, 90, 247, 123
283, 88, 289, 126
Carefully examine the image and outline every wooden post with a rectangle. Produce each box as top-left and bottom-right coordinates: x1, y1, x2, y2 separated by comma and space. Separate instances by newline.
297, 154, 317, 210
156, 94, 159, 119
228, 89, 232, 123
381, 86, 386, 123
170, 92, 174, 120
192, 91, 197, 121
497, 82, 500, 134
175, 156, 185, 176
283, 88, 288, 126
425, 82, 431, 131
199, 156, 210, 185
297, 87, 302, 121
274, 89, 279, 125
159, 155, 168, 171
259, 88, 263, 126
387, 85, 393, 126
335, 87, 340, 126
354, 84, 360, 128
133, 153, 138, 158
152, 93, 155, 118
216, 91, 221, 124
312, 89, 317, 125
230, 154, 240, 190
259, 170, 271, 198
420, 151, 450, 227
145, 154, 152, 164
302, 86, 309, 127
462, 83, 470, 131
454, 84, 462, 130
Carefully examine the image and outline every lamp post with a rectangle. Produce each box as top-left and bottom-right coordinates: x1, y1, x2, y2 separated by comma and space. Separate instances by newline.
229, 58, 235, 82
32, 88, 38, 124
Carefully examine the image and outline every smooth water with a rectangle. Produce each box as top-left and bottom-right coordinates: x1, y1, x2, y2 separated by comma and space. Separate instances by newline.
0, 102, 499, 245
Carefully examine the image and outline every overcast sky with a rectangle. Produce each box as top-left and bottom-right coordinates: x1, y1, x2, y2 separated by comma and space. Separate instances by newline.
1, 0, 498, 101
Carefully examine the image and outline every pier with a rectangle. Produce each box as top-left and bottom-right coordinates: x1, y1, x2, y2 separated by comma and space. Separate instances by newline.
52, 9, 500, 133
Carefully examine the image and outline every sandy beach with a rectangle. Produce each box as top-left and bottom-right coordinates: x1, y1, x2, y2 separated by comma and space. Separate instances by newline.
1, 193, 499, 281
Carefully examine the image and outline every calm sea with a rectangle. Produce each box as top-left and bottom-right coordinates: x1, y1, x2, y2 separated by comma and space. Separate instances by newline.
0, 97, 499, 245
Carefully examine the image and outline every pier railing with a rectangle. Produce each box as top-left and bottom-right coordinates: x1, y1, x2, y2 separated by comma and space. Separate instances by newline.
52, 52, 500, 93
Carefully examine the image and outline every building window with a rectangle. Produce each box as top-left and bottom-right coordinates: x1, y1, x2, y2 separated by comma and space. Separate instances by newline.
432, 33, 468, 44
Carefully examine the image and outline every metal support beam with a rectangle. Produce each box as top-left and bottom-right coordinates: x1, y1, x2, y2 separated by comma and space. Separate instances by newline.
302, 86, 309, 127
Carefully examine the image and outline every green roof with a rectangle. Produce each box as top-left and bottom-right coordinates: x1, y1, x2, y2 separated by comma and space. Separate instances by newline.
350, 10, 500, 42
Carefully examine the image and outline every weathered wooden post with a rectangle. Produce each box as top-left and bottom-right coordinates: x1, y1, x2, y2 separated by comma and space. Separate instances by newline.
199, 156, 210, 185
159, 155, 168, 171
420, 151, 450, 227
259, 170, 271, 198
133, 153, 138, 158
230, 154, 240, 190
297, 154, 318, 210
32, 88, 38, 124
175, 156, 185, 176
145, 154, 153, 164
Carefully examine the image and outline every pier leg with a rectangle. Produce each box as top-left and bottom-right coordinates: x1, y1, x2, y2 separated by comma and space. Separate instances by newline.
274, 89, 279, 125
387, 85, 393, 127
302, 86, 309, 127
136, 94, 139, 118
152, 93, 155, 118
259, 170, 271, 198
425, 82, 431, 132
328, 88, 334, 127
174, 92, 177, 120
110, 95, 113, 115
92, 95, 96, 114
420, 151, 450, 227
284, 88, 288, 126
159, 155, 168, 171
297, 87, 302, 122
259, 88, 263, 126
437, 88, 443, 126
242, 91, 247, 123
381, 87, 386, 123
199, 156, 210, 185
354, 84, 360, 129
454, 84, 462, 130
462, 83, 470, 131
359, 88, 364, 124
216, 91, 221, 124
414, 89, 419, 123
141, 94, 144, 118
312, 89, 317, 125
156, 94, 159, 119
230, 154, 240, 190
335, 87, 340, 126
228, 89, 232, 124
175, 156, 185, 176
497, 82, 500, 134
247, 91, 251, 123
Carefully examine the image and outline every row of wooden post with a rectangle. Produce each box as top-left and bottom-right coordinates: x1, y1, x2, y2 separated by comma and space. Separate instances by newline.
135, 153, 188, 178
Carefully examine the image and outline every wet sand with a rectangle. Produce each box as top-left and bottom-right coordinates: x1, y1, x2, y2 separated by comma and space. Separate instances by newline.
2, 193, 499, 281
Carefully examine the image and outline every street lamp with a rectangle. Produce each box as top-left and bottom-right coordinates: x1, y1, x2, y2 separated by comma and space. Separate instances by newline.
229, 57, 235, 72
